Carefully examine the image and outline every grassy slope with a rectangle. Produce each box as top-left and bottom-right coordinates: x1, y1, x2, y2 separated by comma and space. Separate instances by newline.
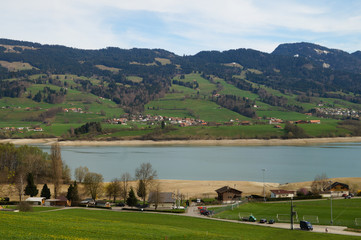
0, 209, 357, 240
216, 198, 361, 229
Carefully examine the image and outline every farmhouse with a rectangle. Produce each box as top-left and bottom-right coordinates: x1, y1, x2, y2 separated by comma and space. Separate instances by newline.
215, 186, 242, 203
148, 192, 175, 208
270, 190, 295, 198
321, 182, 349, 197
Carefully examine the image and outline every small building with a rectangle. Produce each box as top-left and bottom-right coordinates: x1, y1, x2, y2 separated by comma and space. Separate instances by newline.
25, 197, 45, 205
270, 190, 295, 198
44, 196, 70, 207
148, 192, 175, 209
215, 186, 242, 203
321, 182, 349, 197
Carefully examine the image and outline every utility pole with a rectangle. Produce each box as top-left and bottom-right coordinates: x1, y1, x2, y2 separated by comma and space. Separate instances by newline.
262, 169, 266, 202
330, 191, 333, 225
290, 197, 295, 230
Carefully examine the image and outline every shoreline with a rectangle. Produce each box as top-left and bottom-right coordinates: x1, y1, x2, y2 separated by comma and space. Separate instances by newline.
1, 136, 361, 146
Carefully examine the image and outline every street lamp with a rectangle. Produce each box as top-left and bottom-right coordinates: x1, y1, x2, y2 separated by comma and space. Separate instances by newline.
330, 191, 333, 225
262, 169, 266, 201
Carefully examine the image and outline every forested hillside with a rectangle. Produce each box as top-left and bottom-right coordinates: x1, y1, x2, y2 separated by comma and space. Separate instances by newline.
0, 38, 361, 139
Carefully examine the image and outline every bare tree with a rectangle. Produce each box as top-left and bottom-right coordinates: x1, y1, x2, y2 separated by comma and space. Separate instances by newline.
105, 178, 121, 202
135, 163, 157, 204
311, 173, 329, 195
84, 172, 104, 200
51, 143, 63, 198
120, 172, 131, 202
74, 166, 89, 183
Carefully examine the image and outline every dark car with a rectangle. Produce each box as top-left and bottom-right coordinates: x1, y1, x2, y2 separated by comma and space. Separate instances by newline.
300, 220, 313, 231
268, 219, 275, 224
116, 202, 125, 207
259, 219, 267, 223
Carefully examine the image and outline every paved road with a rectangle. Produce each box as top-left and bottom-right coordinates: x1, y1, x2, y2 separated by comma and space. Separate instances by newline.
184, 206, 361, 237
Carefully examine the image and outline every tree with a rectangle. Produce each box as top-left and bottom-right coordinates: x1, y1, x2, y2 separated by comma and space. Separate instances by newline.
126, 187, 137, 207
83, 172, 103, 200
66, 181, 80, 205
51, 143, 63, 198
311, 173, 329, 195
24, 173, 38, 197
74, 166, 89, 183
40, 184, 51, 199
137, 179, 146, 203
120, 172, 131, 202
135, 163, 157, 204
105, 178, 121, 202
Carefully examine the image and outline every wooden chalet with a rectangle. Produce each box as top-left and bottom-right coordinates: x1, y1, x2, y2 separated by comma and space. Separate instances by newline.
215, 186, 242, 203
321, 182, 349, 197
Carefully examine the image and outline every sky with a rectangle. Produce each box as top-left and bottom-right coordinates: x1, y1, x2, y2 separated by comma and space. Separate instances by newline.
1, 0, 361, 55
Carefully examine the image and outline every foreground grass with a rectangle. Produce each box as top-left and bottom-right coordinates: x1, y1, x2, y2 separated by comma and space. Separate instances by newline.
0, 208, 357, 239
216, 198, 361, 229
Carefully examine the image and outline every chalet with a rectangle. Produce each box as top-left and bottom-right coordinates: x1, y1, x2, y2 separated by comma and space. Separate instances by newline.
148, 192, 175, 209
309, 120, 321, 124
270, 190, 295, 198
25, 197, 45, 205
240, 121, 251, 126
321, 182, 349, 197
215, 186, 242, 203
269, 118, 283, 124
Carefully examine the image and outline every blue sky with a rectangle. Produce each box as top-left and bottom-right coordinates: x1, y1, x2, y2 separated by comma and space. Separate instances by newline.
1, 0, 361, 55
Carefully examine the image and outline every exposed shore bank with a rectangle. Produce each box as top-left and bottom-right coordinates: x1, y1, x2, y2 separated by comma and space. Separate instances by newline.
1, 136, 361, 146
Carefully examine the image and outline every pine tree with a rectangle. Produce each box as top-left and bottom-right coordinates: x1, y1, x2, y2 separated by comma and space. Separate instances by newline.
40, 184, 51, 199
24, 173, 38, 197
126, 187, 138, 207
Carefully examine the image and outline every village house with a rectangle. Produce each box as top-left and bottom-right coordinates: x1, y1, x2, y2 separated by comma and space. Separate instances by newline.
321, 182, 349, 198
215, 186, 242, 203
148, 192, 175, 209
270, 190, 295, 198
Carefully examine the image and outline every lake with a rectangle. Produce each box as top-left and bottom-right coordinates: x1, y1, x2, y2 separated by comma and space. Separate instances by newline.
36, 142, 361, 183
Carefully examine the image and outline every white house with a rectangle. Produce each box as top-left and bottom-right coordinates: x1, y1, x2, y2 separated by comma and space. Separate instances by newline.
25, 197, 45, 205
270, 190, 295, 198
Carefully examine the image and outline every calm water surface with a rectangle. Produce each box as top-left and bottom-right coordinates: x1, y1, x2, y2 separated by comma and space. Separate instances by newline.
37, 143, 361, 183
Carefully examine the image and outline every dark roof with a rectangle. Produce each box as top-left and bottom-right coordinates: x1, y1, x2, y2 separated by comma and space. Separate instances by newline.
148, 192, 174, 203
325, 182, 349, 191
215, 186, 242, 194
270, 190, 295, 194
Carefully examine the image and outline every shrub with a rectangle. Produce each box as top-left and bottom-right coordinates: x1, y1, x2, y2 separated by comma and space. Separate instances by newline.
16, 202, 33, 212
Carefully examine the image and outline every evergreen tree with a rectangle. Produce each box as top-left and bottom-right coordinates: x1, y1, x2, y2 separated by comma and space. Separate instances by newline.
66, 184, 74, 201
66, 181, 80, 205
40, 184, 51, 199
24, 173, 38, 197
126, 187, 138, 207
137, 179, 146, 204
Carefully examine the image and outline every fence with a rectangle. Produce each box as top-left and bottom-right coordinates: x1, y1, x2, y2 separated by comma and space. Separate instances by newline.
211, 199, 247, 215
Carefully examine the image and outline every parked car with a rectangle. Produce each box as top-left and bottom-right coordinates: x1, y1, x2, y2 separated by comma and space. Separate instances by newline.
80, 198, 95, 206
300, 221, 313, 231
268, 219, 275, 224
116, 202, 125, 207
259, 219, 267, 223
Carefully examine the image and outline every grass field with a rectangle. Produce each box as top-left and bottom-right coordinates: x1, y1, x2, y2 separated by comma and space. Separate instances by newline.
0, 208, 358, 239
215, 198, 361, 229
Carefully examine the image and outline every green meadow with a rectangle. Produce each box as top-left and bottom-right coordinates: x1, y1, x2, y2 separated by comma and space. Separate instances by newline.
215, 198, 361, 229
0, 208, 358, 240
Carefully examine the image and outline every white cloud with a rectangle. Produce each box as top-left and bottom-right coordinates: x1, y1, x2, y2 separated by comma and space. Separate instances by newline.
0, 0, 361, 54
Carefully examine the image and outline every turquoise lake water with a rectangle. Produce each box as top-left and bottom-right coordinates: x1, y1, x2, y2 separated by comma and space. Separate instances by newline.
37, 142, 361, 183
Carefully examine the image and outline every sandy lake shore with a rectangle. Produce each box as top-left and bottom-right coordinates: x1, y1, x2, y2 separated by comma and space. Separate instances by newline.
3, 177, 361, 201
1, 136, 361, 146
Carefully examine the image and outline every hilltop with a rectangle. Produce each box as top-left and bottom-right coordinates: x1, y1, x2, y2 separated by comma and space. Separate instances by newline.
0, 39, 361, 140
